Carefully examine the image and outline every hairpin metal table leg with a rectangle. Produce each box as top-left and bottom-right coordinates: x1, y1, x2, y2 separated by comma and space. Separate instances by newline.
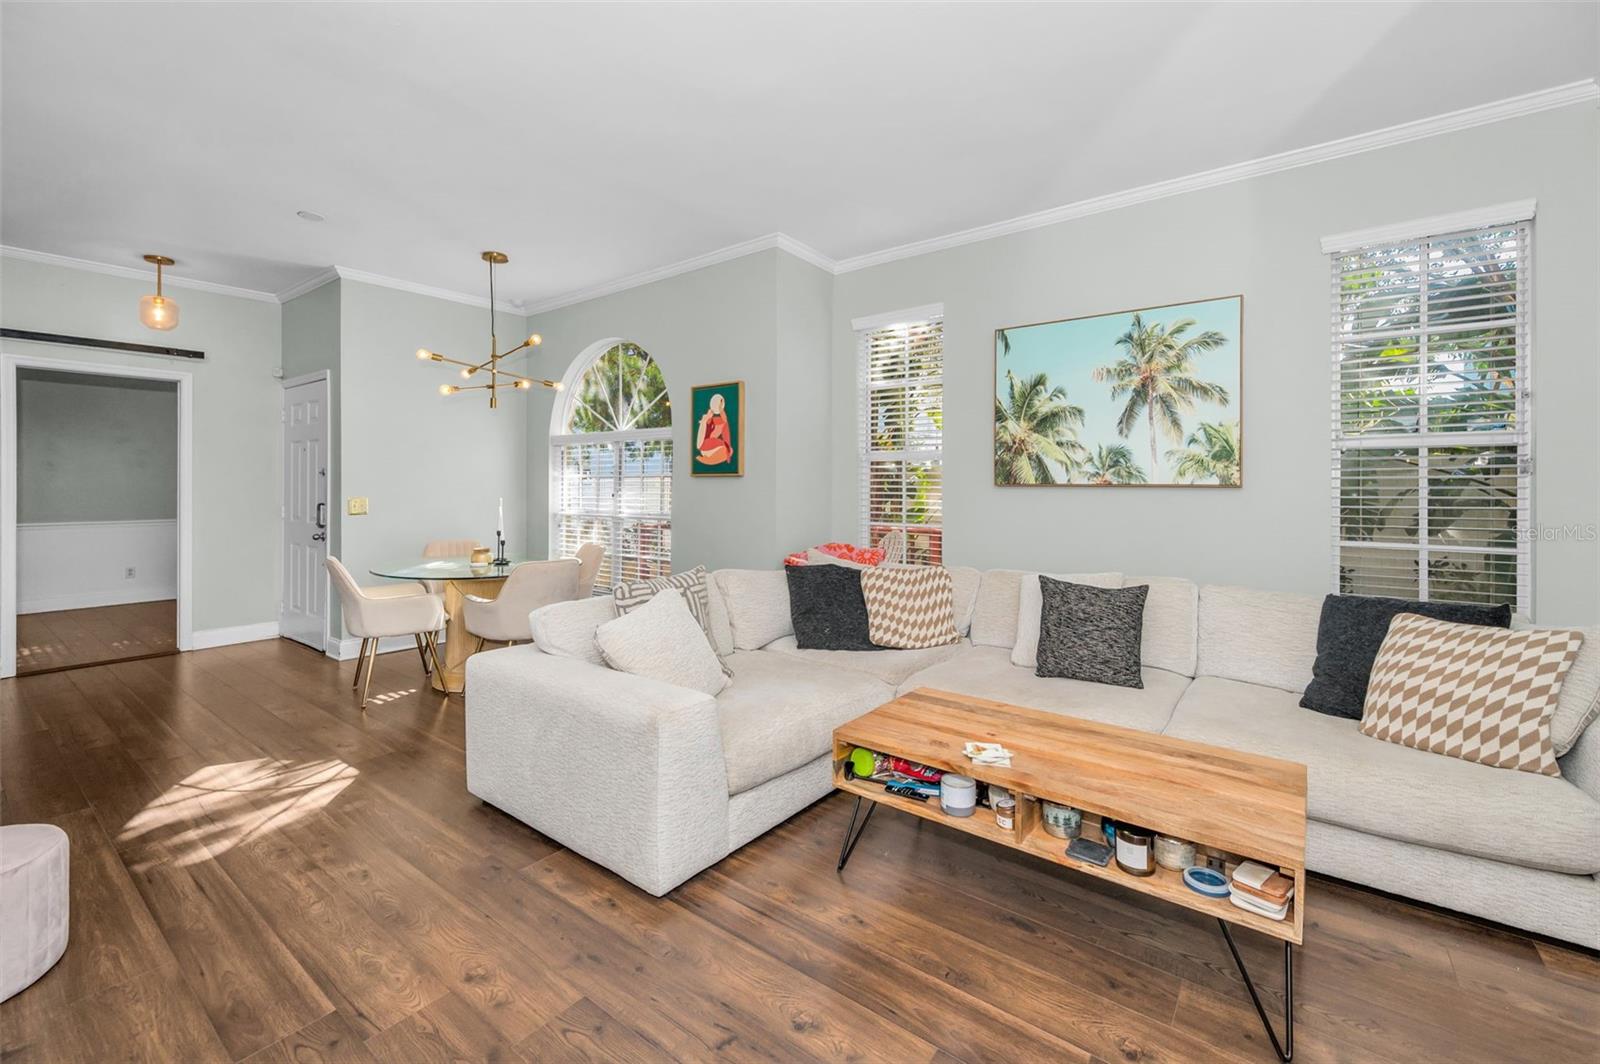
1218, 919, 1293, 1062
835, 796, 876, 871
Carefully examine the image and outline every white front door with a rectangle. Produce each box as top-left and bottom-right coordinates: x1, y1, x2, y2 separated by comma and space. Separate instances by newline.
280, 377, 329, 650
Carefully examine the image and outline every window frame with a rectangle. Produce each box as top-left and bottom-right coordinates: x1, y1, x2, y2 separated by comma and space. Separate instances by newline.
1323, 204, 1535, 615
548, 338, 672, 591
854, 304, 945, 565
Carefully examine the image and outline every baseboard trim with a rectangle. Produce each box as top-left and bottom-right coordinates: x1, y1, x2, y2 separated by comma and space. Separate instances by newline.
192, 621, 280, 650
328, 632, 447, 661
18, 588, 178, 614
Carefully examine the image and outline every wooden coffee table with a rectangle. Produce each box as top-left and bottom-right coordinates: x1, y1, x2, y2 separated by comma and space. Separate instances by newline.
832, 688, 1307, 1062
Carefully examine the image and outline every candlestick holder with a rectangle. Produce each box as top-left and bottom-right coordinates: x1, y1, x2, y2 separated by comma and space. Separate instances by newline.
493, 530, 509, 566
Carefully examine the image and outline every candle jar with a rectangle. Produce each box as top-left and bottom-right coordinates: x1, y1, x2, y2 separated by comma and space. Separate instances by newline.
1115, 825, 1156, 877
1041, 802, 1082, 840
1154, 834, 1197, 871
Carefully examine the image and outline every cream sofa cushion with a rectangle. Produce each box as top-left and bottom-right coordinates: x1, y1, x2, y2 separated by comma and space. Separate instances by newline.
1164, 677, 1600, 875
1011, 572, 1123, 669
948, 566, 981, 636
1197, 584, 1321, 692
899, 644, 1186, 734
712, 569, 793, 650
1514, 620, 1600, 755
1124, 575, 1199, 677
970, 569, 1024, 648
529, 594, 617, 666
718, 651, 892, 795
761, 635, 968, 686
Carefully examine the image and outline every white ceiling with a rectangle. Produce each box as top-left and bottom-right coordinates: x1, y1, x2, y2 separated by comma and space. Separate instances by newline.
3, 2, 1596, 307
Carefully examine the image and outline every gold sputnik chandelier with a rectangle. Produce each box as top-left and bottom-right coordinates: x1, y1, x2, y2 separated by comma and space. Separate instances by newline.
415, 251, 560, 409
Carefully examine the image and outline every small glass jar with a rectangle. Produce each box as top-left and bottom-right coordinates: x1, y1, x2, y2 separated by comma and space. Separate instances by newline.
994, 797, 1016, 830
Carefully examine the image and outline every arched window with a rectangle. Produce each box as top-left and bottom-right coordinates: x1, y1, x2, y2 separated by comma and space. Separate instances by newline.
549, 340, 671, 590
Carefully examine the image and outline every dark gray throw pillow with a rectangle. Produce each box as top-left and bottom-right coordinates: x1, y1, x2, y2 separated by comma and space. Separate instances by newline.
1035, 577, 1148, 688
786, 563, 876, 651
1299, 594, 1512, 719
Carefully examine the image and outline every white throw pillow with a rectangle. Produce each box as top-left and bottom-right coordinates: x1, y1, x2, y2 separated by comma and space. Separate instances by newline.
594, 590, 731, 696
1011, 571, 1123, 669
529, 595, 617, 666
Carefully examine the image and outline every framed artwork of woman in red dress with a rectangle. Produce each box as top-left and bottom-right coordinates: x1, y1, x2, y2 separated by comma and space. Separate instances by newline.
691, 380, 744, 476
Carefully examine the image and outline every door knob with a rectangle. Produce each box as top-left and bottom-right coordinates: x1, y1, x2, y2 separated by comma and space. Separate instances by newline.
312, 532, 327, 542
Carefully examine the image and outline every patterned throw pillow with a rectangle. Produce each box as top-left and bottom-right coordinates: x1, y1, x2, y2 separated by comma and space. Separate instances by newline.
1360, 613, 1586, 776
782, 542, 887, 568
1035, 577, 1148, 688
614, 565, 712, 631
612, 565, 729, 674
860, 566, 960, 649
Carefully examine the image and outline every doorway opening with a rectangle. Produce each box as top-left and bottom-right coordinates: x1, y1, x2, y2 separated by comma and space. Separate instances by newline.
10, 366, 179, 674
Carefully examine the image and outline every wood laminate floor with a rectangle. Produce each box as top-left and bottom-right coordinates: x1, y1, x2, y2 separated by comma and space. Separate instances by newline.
1, 637, 1594, 1063
15, 599, 177, 675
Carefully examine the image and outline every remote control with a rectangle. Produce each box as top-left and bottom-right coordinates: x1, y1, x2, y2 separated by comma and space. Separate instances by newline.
883, 782, 930, 802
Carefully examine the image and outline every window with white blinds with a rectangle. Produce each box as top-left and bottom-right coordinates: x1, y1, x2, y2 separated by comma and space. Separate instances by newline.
857, 311, 943, 565
549, 342, 672, 591
1327, 212, 1532, 613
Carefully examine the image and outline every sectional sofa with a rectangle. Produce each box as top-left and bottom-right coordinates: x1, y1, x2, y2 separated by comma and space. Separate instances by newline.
464, 567, 1600, 948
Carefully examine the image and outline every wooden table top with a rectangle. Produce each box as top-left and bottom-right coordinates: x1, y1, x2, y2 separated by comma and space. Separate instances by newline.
836, 687, 1308, 869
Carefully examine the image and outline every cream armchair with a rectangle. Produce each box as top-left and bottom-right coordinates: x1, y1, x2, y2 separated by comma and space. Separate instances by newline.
325, 556, 446, 709
462, 559, 582, 650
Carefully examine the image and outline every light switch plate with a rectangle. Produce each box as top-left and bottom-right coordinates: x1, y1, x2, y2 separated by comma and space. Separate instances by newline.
347, 497, 369, 516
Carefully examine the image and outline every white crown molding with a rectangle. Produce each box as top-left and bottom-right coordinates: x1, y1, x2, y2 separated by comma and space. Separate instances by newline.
0, 245, 280, 302
522, 232, 835, 317
1320, 199, 1537, 254
275, 267, 340, 302
331, 265, 525, 314
830, 78, 1598, 274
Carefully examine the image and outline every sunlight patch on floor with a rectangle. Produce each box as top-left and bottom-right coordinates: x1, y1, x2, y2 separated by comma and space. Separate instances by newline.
119, 757, 358, 869
366, 686, 419, 705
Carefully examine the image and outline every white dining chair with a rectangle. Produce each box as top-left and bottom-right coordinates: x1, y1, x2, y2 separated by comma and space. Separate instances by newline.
325, 556, 446, 709
574, 542, 606, 598
420, 538, 480, 642
462, 558, 582, 652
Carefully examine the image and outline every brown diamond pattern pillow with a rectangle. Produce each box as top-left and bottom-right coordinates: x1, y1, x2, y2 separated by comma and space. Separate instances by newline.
860, 566, 959, 650
1360, 613, 1585, 776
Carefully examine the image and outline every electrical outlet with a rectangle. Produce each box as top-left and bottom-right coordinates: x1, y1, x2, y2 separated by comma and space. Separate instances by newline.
347, 497, 369, 516
124, 567, 136, 580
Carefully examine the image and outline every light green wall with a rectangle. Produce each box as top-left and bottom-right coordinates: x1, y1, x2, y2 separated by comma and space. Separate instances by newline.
281, 279, 343, 632
17, 368, 177, 522
1, 256, 283, 631
523, 248, 836, 571
829, 104, 1599, 625
775, 252, 836, 552
334, 280, 530, 636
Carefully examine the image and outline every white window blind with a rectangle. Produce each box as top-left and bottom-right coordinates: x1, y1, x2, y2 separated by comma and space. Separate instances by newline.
551, 432, 672, 590
1328, 216, 1532, 613
858, 313, 943, 565
549, 342, 672, 591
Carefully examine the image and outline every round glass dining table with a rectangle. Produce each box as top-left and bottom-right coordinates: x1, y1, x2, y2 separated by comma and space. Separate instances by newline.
371, 557, 531, 693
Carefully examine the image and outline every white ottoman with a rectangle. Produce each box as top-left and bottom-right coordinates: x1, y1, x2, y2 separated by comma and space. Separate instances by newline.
1, 824, 70, 1002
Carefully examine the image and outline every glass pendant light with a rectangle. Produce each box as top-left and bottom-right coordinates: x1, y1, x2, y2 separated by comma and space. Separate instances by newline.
139, 254, 179, 331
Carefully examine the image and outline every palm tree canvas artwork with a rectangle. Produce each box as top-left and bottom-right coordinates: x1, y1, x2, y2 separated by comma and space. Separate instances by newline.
994, 295, 1242, 486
